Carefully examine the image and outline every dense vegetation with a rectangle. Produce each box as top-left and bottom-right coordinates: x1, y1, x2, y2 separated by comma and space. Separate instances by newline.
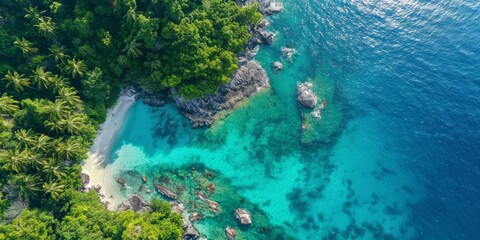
0, 0, 260, 238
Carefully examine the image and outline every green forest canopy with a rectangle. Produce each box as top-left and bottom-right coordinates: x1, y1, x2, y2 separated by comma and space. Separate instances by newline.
0, 0, 261, 239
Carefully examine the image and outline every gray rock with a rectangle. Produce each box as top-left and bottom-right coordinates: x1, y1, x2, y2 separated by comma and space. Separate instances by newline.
143, 92, 166, 107
174, 61, 269, 128
267, 2, 283, 14
80, 173, 90, 191
235, 208, 252, 225
297, 82, 318, 108
128, 194, 150, 212
117, 202, 131, 211
182, 219, 200, 240
273, 61, 283, 71
155, 184, 178, 200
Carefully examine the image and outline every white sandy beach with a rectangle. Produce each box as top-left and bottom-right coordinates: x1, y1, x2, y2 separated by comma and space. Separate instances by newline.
82, 89, 138, 209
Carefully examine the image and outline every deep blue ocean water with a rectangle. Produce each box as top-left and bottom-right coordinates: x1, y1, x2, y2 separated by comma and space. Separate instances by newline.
105, 0, 480, 239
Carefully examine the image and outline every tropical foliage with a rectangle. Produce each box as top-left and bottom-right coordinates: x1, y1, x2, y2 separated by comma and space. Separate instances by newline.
0, 0, 260, 238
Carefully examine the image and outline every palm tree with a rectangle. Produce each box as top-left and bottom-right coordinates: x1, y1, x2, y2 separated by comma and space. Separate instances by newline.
50, 99, 70, 119
56, 138, 83, 159
57, 87, 82, 106
123, 8, 139, 25
10, 174, 41, 199
65, 59, 87, 78
32, 134, 52, 155
24, 6, 46, 24
42, 181, 64, 200
143, 54, 162, 72
13, 37, 39, 55
31, 66, 53, 89
122, 39, 143, 58
0, 149, 31, 173
41, 158, 66, 181
35, 17, 56, 38
49, 75, 68, 94
15, 129, 37, 149
48, 45, 69, 63
0, 94, 19, 116
3, 70, 31, 92
59, 114, 85, 135
45, 119, 64, 135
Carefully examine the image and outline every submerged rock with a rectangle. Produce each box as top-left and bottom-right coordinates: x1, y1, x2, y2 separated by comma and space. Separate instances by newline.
297, 82, 318, 108
206, 184, 216, 194
116, 178, 126, 188
155, 184, 178, 200
189, 212, 202, 222
174, 61, 269, 128
235, 208, 252, 225
207, 199, 221, 214
281, 47, 297, 61
225, 227, 237, 240
273, 61, 283, 71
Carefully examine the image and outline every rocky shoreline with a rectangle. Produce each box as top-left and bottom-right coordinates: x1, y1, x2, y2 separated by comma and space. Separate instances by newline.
143, 0, 281, 128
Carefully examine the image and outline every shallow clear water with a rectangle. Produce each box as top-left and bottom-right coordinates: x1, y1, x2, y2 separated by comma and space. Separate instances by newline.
108, 0, 480, 239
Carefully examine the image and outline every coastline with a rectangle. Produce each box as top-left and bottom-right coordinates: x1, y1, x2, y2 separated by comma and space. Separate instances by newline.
81, 88, 138, 209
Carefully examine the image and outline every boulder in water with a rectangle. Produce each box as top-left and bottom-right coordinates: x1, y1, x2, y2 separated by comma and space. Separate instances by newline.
235, 208, 252, 225
207, 199, 221, 213
267, 2, 283, 14
273, 61, 283, 71
225, 227, 237, 240
155, 184, 178, 200
296, 82, 318, 108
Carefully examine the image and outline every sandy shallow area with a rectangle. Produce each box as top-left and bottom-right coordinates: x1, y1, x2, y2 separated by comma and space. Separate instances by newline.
82, 89, 138, 209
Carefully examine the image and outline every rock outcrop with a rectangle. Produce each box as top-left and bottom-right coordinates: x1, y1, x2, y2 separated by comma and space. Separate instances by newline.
143, 92, 166, 107
182, 220, 200, 240
117, 194, 150, 212
225, 227, 237, 240
296, 82, 318, 108
80, 173, 90, 192
174, 61, 269, 127
155, 184, 178, 200
235, 208, 252, 225
174, 0, 285, 128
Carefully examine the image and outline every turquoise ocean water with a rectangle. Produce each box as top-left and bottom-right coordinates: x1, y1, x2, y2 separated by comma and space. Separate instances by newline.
108, 0, 480, 239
